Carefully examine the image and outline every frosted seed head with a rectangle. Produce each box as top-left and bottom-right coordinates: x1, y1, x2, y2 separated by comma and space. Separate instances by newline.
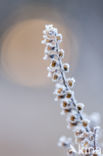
58, 94, 65, 100
70, 115, 76, 122
54, 84, 65, 93
58, 49, 64, 58
66, 91, 73, 99
74, 129, 83, 137
52, 73, 59, 81
51, 59, 57, 67
61, 100, 68, 108
46, 38, 53, 43
66, 111, 79, 125
76, 103, 85, 111
67, 78, 75, 88
63, 63, 70, 72
57, 88, 63, 94
47, 44, 53, 51
44, 25, 58, 39
82, 119, 90, 127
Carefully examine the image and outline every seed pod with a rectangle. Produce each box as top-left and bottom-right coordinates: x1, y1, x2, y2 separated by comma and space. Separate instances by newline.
67, 78, 75, 88
63, 63, 70, 72
82, 119, 89, 127
76, 103, 84, 111
66, 91, 73, 99
58, 49, 64, 58
52, 73, 59, 81
58, 95, 65, 99
57, 88, 63, 94
51, 60, 57, 67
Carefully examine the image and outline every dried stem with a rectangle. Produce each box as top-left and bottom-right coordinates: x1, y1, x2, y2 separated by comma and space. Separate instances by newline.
42, 24, 101, 156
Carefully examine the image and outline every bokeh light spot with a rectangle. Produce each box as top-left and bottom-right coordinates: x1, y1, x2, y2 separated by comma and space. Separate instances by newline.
1, 19, 78, 87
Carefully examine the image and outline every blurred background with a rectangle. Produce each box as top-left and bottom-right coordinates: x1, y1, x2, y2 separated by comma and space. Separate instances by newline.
0, 0, 103, 156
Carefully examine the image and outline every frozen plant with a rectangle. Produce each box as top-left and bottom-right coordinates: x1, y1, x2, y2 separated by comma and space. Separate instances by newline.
41, 24, 102, 156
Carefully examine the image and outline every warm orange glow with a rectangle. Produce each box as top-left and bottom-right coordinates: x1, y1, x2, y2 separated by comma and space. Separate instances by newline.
1, 19, 78, 87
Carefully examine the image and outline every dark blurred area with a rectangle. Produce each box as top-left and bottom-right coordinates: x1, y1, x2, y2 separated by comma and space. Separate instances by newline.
0, 0, 103, 156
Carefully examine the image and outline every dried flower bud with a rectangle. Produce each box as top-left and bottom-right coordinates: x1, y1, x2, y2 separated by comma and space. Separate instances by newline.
65, 109, 72, 113
47, 44, 55, 51
57, 88, 63, 94
58, 49, 64, 58
66, 91, 73, 99
76, 103, 84, 111
84, 140, 89, 147
61, 101, 72, 114
75, 129, 83, 136
52, 73, 59, 81
54, 84, 65, 95
67, 78, 75, 88
70, 115, 76, 121
66, 111, 79, 125
81, 147, 91, 155
61, 108, 72, 115
60, 99, 71, 109
63, 63, 70, 72
62, 100, 68, 107
58, 95, 65, 100
82, 119, 89, 127
46, 38, 53, 43
51, 59, 57, 67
